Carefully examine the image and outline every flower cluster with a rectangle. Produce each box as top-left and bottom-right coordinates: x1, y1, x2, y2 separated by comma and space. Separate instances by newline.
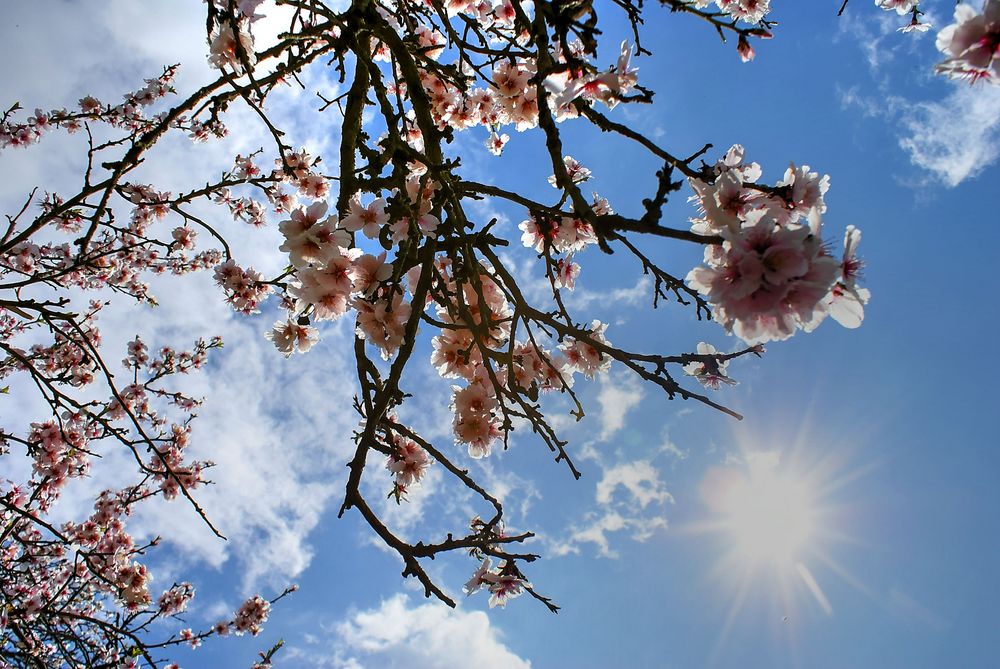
464, 556, 531, 608
519, 158, 611, 291
9, 0, 965, 654
692, 0, 772, 24
214, 260, 272, 314
385, 433, 432, 501
157, 582, 196, 617
0, 315, 255, 663
233, 595, 272, 636
685, 145, 870, 344
374, 2, 641, 157
262, 197, 421, 359
462, 517, 532, 608
28, 416, 94, 489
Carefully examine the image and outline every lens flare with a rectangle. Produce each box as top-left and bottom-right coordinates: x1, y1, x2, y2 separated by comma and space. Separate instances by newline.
693, 452, 840, 661
718, 466, 815, 566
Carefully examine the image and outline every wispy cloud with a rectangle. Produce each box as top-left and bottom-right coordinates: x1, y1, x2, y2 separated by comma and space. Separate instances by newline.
840, 82, 1000, 187
898, 85, 1000, 186
565, 275, 652, 312
595, 370, 644, 441
547, 510, 667, 559
596, 460, 674, 509
835, 8, 1000, 187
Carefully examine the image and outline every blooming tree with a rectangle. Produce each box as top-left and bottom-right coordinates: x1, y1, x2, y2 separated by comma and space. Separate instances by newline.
0, 0, 995, 666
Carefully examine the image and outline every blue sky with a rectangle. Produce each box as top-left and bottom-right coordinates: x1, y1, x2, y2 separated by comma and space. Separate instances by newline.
2, 1, 999, 668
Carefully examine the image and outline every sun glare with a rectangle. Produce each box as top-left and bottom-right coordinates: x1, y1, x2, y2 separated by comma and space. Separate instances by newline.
699, 455, 820, 569
693, 446, 854, 651
721, 468, 815, 566
689, 438, 872, 660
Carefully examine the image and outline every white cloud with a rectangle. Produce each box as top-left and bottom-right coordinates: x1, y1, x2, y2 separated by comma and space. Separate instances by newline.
834, 8, 1000, 187
595, 460, 674, 509
53, 271, 360, 591
595, 371, 644, 440
834, 9, 903, 74
314, 594, 532, 669
898, 84, 1000, 186
532, 371, 679, 560
547, 510, 667, 559
658, 429, 688, 460
565, 275, 651, 311
0, 0, 359, 593
543, 444, 673, 559
839, 80, 1000, 187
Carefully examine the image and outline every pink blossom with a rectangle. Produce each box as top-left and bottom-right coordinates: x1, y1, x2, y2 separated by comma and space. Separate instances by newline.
486, 565, 529, 608
486, 131, 510, 155
354, 292, 411, 359
552, 256, 580, 289
279, 202, 348, 268
559, 320, 612, 378
386, 439, 431, 487
823, 225, 871, 329
682, 342, 737, 389
431, 329, 478, 379
547, 155, 592, 188
876, 0, 919, 15
179, 628, 201, 649
157, 583, 195, 616
208, 22, 256, 71
265, 319, 319, 357
341, 196, 388, 239
774, 164, 830, 223
463, 557, 493, 595
352, 252, 393, 295
935, 0, 1000, 84
297, 174, 330, 200
686, 209, 839, 344
171, 226, 197, 251
233, 596, 271, 636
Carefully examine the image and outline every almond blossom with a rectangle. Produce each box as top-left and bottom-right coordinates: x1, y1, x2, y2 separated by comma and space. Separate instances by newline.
208, 21, 256, 71
265, 319, 320, 357
0, 0, 921, 658
683, 342, 738, 389
935, 0, 1000, 84
354, 292, 412, 360
233, 595, 271, 636
484, 562, 530, 608
823, 225, 871, 329
876, 0, 919, 15
341, 195, 389, 239
279, 201, 348, 267
386, 437, 431, 488
687, 208, 840, 345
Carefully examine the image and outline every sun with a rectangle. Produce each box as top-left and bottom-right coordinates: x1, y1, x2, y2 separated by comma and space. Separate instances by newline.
684, 427, 875, 663
719, 465, 816, 567
694, 449, 843, 633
